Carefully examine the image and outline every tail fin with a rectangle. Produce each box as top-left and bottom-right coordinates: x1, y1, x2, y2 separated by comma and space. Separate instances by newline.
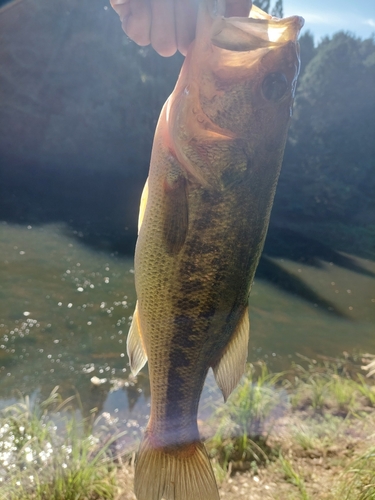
134, 432, 219, 500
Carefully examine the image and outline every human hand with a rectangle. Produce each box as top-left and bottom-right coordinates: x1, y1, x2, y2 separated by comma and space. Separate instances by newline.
110, 0, 198, 57
110, 0, 252, 57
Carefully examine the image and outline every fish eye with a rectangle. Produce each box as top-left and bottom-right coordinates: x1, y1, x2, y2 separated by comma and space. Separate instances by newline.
262, 72, 288, 101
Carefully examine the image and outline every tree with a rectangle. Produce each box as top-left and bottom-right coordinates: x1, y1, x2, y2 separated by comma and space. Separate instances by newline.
298, 31, 316, 77
254, 0, 270, 14
254, 0, 283, 16
275, 33, 375, 222
271, 0, 283, 18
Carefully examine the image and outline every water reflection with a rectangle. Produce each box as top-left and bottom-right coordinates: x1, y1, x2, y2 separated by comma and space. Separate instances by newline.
263, 225, 375, 277
0, 223, 136, 404
257, 255, 348, 318
2, 160, 373, 314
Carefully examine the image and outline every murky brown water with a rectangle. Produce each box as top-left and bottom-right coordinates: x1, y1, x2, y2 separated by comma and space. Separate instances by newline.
0, 222, 374, 443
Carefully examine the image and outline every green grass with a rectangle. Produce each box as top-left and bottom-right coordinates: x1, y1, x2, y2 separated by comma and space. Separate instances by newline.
207, 362, 285, 471
1, 355, 375, 498
291, 422, 328, 451
289, 360, 375, 416
328, 374, 357, 413
357, 374, 375, 407
340, 448, 375, 500
207, 355, 375, 476
279, 453, 310, 500
0, 387, 124, 500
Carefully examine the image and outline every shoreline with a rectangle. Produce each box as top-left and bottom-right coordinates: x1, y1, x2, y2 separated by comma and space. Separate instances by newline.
2, 354, 375, 499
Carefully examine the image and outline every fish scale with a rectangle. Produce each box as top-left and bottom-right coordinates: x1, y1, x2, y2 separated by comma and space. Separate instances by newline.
125, 1, 304, 499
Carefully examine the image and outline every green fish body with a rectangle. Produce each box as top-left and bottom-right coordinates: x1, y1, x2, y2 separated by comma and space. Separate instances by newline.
127, 2, 303, 499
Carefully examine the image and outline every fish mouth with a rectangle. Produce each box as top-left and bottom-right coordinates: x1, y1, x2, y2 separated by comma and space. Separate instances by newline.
209, 2, 304, 51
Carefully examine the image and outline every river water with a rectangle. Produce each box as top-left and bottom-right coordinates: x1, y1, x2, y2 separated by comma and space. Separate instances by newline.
0, 221, 374, 444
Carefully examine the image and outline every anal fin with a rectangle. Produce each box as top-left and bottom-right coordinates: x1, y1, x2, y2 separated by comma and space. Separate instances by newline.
127, 302, 147, 376
212, 307, 250, 401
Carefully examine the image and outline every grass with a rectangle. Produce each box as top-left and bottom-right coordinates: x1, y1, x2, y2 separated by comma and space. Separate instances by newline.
340, 447, 375, 500
207, 362, 285, 471
206, 354, 375, 498
288, 358, 375, 416
1, 355, 375, 499
291, 421, 330, 451
0, 387, 125, 500
356, 373, 375, 406
279, 453, 310, 500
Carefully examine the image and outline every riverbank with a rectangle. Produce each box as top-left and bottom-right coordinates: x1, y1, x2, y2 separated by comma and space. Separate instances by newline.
1, 354, 375, 499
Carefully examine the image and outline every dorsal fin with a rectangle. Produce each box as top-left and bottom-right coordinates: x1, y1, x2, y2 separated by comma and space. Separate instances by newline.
138, 178, 149, 234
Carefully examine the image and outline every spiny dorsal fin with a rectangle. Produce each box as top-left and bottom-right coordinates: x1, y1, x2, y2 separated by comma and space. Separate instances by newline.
138, 178, 149, 234
212, 306, 250, 401
127, 302, 147, 376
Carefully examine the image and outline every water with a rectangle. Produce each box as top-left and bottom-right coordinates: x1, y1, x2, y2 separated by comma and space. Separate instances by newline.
0, 221, 374, 442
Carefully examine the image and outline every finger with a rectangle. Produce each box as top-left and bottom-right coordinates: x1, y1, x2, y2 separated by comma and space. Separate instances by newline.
175, 0, 198, 55
122, 0, 152, 47
150, 0, 177, 57
225, 0, 252, 17
110, 0, 131, 20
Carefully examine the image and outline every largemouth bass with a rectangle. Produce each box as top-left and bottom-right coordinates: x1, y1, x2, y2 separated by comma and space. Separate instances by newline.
127, 1, 303, 499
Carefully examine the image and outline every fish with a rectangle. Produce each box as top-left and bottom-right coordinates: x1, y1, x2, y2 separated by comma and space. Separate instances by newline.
126, 1, 304, 499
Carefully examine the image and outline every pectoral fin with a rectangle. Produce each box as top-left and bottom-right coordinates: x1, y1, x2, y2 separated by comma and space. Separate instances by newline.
212, 307, 250, 401
163, 162, 189, 255
127, 302, 148, 376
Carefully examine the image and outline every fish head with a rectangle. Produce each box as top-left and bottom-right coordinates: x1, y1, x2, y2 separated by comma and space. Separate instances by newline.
214, 6, 303, 146
166, 0, 304, 183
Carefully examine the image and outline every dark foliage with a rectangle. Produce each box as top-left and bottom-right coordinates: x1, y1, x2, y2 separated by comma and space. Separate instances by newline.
274, 32, 375, 224
271, 0, 283, 18
0, 0, 183, 246
0, 0, 374, 257
254, 0, 271, 13
253, 0, 283, 17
